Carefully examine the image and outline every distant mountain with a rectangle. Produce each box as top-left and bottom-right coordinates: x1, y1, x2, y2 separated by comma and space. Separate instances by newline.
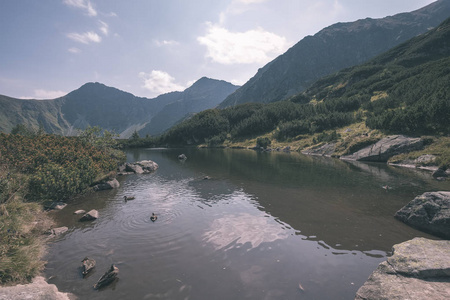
219, 0, 450, 108
0, 78, 238, 137
139, 77, 239, 136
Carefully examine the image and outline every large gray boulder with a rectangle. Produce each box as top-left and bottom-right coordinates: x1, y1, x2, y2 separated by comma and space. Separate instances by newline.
395, 191, 450, 239
79, 209, 99, 222
355, 237, 450, 300
341, 135, 423, 162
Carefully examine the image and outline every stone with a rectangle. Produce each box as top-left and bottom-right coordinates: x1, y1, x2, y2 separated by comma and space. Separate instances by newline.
395, 191, 450, 239
341, 135, 423, 162
73, 210, 86, 215
79, 209, 99, 222
93, 178, 120, 191
0, 276, 74, 300
118, 160, 159, 175
178, 154, 187, 160
45, 226, 68, 237
355, 238, 450, 300
432, 167, 448, 179
302, 143, 336, 157
44, 201, 67, 210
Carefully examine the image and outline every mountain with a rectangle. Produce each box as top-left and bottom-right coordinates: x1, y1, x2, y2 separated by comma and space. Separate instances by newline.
218, 0, 450, 108
139, 77, 239, 136
159, 16, 450, 145
0, 78, 238, 137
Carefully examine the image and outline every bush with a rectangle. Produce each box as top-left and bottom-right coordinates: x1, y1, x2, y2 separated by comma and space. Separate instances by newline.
256, 137, 272, 149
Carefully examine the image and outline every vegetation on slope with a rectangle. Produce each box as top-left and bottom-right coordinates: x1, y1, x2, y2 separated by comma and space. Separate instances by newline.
0, 126, 124, 284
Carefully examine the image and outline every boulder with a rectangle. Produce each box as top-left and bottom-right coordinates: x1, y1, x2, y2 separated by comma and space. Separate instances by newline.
178, 154, 187, 160
79, 209, 99, 222
355, 237, 450, 300
341, 135, 423, 162
73, 209, 86, 215
395, 191, 450, 239
432, 167, 448, 180
118, 160, 159, 175
43, 201, 67, 210
93, 178, 120, 191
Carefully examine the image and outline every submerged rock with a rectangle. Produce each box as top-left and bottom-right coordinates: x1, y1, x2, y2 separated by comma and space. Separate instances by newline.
432, 167, 448, 180
79, 209, 99, 222
93, 264, 119, 289
395, 191, 450, 239
341, 135, 423, 162
355, 237, 450, 300
178, 154, 187, 160
73, 210, 86, 215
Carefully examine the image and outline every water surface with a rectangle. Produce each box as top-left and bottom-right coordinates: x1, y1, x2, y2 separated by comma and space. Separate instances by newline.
44, 148, 449, 299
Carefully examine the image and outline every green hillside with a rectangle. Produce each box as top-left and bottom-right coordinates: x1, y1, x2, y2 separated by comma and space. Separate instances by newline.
156, 17, 450, 152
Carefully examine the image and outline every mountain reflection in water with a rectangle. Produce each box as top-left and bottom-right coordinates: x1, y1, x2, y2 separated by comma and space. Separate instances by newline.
44, 148, 449, 300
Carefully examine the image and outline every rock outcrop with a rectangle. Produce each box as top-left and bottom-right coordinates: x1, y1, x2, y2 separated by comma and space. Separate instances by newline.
340, 135, 423, 162
301, 143, 336, 157
118, 160, 159, 175
355, 237, 450, 300
395, 191, 450, 239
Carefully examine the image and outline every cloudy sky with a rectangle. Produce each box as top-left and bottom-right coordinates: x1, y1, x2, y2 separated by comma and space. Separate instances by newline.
0, 0, 436, 99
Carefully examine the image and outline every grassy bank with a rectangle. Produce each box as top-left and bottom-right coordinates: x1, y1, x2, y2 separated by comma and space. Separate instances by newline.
0, 129, 124, 285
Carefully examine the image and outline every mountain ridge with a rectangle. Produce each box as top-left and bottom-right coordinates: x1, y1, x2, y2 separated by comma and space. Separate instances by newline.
218, 0, 450, 108
0, 77, 239, 137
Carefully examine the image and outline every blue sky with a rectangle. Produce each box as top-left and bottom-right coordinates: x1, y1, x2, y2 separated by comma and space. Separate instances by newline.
0, 0, 436, 99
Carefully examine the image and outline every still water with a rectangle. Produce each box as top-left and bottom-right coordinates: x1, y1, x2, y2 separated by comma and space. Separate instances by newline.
44, 148, 449, 299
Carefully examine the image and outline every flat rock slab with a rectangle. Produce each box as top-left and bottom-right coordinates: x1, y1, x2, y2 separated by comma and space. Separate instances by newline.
355, 237, 450, 300
79, 209, 99, 221
341, 135, 423, 162
0, 276, 75, 300
395, 191, 450, 239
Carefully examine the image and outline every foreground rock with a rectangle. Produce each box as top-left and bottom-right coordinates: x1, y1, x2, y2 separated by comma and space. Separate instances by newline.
395, 191, 450, 239
341, 135, 423, 162
118, 160, 159, 175
355, 237, 450, 300
301, 143, 336, 157
93, 178, 120, 191
45, 226, 68, 237
0, 276, 75, 300
79, 209, 99, 222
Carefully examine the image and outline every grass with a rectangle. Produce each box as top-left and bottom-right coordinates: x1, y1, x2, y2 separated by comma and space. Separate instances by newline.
0, 196, 53, 285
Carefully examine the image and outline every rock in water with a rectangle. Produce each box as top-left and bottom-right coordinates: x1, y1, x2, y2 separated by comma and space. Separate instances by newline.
178, 154, 187, 160
81, 257, 96, 277
93, 264, 119, 289
355, 237, 450, 300
79, 209, 99, 222
395, 191, 450, 239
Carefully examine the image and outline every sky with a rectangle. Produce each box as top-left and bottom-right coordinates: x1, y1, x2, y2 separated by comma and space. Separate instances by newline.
0, 0, 436, 99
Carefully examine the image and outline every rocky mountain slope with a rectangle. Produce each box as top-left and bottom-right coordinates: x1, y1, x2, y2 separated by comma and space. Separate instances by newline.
0, 78, 238, 137
219, 0, 450, 108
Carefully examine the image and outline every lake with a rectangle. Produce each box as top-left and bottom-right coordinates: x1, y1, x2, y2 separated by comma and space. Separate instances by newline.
44, 148, 449, 299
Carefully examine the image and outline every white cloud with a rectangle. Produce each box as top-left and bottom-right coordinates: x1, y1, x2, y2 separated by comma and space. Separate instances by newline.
235, 0, 267, 4
68, 47, 81, 53
63, 0, 97, 17
139, 70, 186, 95
99, 21, 109, 35
154, 39, 179, 47
67, 31, 101, 44
33, 89, 66, 99
197, 23, 288, 65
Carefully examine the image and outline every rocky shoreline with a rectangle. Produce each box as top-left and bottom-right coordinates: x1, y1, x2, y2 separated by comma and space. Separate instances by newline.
0, 276, 76, 300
